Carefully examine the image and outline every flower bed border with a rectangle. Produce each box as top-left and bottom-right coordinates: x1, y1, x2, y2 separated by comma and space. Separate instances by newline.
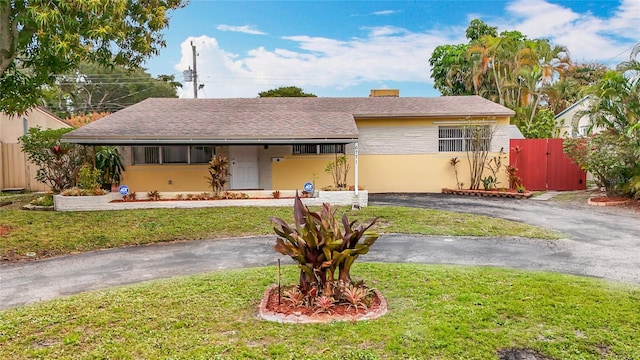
53, 191, 368, 211
258, 285, 387, 324
442, 188, 533, 199
587, 197, 630, 207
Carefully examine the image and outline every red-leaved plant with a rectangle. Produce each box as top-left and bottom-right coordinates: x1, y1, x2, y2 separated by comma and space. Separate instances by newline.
272, 192, 378, 306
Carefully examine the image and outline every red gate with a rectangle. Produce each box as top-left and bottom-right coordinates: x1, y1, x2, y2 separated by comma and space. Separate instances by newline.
510, 138, 586, 191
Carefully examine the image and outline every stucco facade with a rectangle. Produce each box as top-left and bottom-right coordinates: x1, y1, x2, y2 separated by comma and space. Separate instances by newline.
116, 116, 511, 193
63, 96, 514, 194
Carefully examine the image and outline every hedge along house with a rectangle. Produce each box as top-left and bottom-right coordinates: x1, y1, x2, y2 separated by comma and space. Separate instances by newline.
62, 95, 514, 194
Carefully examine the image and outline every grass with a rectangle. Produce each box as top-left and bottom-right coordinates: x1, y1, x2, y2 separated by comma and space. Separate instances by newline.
548, 190, 600, 202
0, 204, 562, 260
0, 263, 637, 359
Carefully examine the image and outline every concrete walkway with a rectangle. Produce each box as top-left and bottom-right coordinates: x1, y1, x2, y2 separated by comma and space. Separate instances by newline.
530, 191, 560, 201
1, 194, 639, 310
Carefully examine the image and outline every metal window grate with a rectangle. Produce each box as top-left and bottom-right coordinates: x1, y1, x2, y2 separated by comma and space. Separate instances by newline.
293, 144, 345, 155
132, 146, 214, 164
438, 126, 490, 152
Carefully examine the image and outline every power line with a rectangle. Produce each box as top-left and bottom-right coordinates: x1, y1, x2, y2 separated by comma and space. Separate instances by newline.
605, 44, 636, 63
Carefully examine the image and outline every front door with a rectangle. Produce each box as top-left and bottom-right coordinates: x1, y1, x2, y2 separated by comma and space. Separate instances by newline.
230, 146, 259, 189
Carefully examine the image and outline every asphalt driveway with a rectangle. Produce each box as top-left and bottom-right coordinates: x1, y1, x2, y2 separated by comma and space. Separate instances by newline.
1, 193, 638, 310
370, 193, 640, 283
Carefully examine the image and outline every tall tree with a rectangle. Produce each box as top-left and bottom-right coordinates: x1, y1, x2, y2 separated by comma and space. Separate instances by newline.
544, 62, 608, 114
258, 86, 317, 97
429, 44, 472, 96
44, 62, 180, 117
465, 19, 497, 41
0, 0, 186, 115
429, 19, 575, 138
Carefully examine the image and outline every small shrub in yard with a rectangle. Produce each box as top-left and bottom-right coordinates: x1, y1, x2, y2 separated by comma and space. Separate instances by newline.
146, 190, 161, 201
282, 287, 305, 307
61, 187, 107, 196
18, 127, 87, 193
77, 164, 102, 190
325, 154, 350, 190
342, 282, 372, 311
564, 131, 638, 196
205, 155, 230, 198
314, 295, 336, 315
272, 193, 379, 312
30, 193, 54, 207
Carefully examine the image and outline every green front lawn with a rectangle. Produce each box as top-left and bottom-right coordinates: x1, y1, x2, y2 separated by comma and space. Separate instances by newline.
0, 205, 562, 261
1, 263, 637, 359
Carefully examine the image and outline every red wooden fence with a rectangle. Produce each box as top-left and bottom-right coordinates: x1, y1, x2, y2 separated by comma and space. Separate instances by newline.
510, 138, 586, 191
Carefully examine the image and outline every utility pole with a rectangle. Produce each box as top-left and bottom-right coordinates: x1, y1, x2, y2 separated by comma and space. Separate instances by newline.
191, 41, 198, 99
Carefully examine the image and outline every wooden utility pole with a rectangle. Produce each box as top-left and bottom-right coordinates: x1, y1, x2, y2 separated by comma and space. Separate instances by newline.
191, 41, 198, 99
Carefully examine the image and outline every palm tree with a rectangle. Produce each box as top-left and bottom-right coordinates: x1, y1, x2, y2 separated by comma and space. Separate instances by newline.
616, 43, 640, 83
579, 71, 639, 138
467, 35, 504, 101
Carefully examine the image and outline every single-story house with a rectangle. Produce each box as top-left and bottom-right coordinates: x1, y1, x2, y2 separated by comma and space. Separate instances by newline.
0, 108, 71, 191
555, 96, 600, 137
62, 95, 514, 193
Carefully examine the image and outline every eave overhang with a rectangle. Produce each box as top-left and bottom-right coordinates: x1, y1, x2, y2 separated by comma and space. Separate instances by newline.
61, 137, 359, 146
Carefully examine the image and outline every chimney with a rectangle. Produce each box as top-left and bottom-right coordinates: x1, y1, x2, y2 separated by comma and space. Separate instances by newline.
369, 89, 399, 97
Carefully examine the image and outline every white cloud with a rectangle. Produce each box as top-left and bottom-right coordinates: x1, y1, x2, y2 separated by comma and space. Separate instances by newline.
175, 0, 639, 99
501, 0, 639, 65
373, 10, 399, 16
175, 29, 454, 98
215, 25, 266, 35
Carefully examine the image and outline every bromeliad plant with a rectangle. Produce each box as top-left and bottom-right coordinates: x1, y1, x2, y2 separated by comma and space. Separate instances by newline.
272, 193, 379, 303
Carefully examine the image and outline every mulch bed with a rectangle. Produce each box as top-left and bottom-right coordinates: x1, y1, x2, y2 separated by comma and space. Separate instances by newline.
587, 196, 631, 207
259, 285, 387, 324
442, 188, 534, 199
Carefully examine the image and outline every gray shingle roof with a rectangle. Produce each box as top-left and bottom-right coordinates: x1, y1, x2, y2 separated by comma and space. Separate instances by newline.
63, 96, 514, 144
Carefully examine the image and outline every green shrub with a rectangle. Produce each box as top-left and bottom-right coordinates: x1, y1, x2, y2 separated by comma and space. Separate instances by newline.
30, 193, 54, 207
77, 164, 102, 190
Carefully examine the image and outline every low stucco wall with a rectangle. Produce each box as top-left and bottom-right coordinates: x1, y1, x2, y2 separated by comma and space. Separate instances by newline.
53, 193, 121, 211
53, 191, 367, 212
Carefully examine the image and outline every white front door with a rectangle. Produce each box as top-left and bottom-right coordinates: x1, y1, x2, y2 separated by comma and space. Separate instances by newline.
230, 146, 259, 189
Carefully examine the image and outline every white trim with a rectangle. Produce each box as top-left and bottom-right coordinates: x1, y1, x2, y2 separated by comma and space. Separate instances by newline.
354, 142, 359, 196
433, 120, 497, 125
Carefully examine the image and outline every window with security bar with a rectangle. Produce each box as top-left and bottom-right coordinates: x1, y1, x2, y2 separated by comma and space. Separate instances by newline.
438, 126, 491, 152
132, 146, 214, 164
292, 144, 345, 155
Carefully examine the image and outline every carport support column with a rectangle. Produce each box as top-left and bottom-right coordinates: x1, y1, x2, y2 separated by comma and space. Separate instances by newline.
354, 142, 359, 196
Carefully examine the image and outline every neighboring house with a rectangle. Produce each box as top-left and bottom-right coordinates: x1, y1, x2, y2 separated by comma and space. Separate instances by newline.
555, 96, 600, 137
62, 95, 514, 193
0, 108, 71, 191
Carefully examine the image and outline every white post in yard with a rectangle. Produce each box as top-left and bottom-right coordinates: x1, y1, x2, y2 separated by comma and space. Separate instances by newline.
354, 142, 359, 196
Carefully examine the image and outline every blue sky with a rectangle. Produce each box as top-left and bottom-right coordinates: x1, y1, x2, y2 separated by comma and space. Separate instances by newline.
143, 0, 640, 98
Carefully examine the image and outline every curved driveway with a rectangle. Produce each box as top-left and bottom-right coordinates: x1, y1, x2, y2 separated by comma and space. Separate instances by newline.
1, 194, 638, 309
370, 193, 640, 283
